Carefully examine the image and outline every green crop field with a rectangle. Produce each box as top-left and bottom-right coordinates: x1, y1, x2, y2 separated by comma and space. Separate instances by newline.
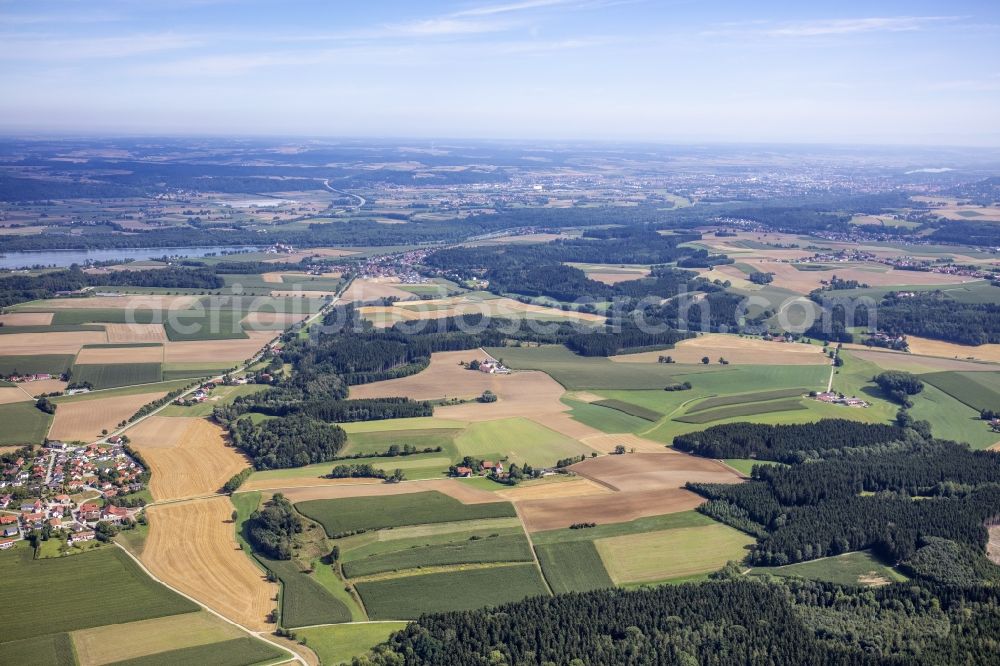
296, 623, 408, 666
686, 388, 808, 413
594, 524, 755, 584
536, 541, 614, 593
106, 637, 286, 666
259, 556, 352, 628
248, 451, 451, 484
921, 371, 1000, 413
71, 362, 163, 389
0, 544, 197, 643
722, 459, 786, 476
0, 401, 54, 445
909, 383, 998, 449
0, 324, 105, 335
338, 519, 523, 561
485, 345, 727, 390
297, 491, 517, 536
342, 428, 461, 458
454, 417, 594, 467
562, 398, 652, 434
355, 563, 549, 620
342, 533, 533, 578
674, 398, 807, 424
590, 398, 663, 421
750, 550, 908, 587
0, 634, 75, 666
339, 417, 468, 433
49, 308, 162, 325
823, 280, 1000, 305
0, 354, 75, 376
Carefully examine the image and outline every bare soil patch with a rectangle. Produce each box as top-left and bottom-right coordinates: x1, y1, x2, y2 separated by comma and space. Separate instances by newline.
517, 488, 705, 532
611, 333, 827, 366
76, 344, 164, 365
128, 416, 248, 501
19, 378, 68, 396
0, 312, 53, 326
571, 452, 741, 491
496, 478, 611, 501
104, 323, 169, 343
142, 497, 277, 631
0, 387, 30, 404
0, 330, 108, 355
48, 391, 167, 442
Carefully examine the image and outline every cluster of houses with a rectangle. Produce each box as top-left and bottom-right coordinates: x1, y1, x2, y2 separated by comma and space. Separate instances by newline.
4, 372, 55, 384
813, 391, 869, 408
454, 460, 505, 479
0, 494, 134, 550
476, 358, 511, 374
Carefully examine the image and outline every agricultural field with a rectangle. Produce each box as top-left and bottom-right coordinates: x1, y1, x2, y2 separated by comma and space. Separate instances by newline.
47, 389, 168, 442
296, 623, 408, 666
74, 343, 165, 365
750, 550, 908, 587
259, 555, 353, 628
0, 354, 75, 376
128, 416, 249, 500
920, 370, 1000, 412
341, 532, 533, 579
355, 564, 549, 620
159, 383, 268, 417
100, 637, 286, 666
0, 400, 54, 444
0, 543, 197, 645
674, 398, 808, 424
297, 491, 517, 536
535, 541, 614, 593
141, 497, 278, 631
594, 523, 754, 585
611, 334, 828, 366
454, 417, 597, 467
70, 361, 163, 389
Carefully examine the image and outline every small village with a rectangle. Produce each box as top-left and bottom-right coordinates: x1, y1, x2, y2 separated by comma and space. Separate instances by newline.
0, 438, 147, 552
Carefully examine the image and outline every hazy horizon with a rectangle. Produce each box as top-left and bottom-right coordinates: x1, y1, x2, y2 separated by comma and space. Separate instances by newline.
2, 0, 999, 146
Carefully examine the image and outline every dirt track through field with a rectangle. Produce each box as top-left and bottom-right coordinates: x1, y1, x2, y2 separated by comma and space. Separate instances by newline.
48, 391, 167, 442
142, 497, 277, 631
129, 416, 249, 501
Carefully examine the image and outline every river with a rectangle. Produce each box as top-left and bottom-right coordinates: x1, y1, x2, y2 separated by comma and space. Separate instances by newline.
0, 246, 260, 270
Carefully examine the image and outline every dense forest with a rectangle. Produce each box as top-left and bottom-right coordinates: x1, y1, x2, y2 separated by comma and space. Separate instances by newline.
0, 265, 223, 309
230, 413, 347, 469
364, 576, 1000, 665
673, 419, 905, 463
244, 493, 301, 560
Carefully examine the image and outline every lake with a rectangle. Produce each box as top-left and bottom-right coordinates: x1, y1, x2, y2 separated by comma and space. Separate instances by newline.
0, 246, 260, 270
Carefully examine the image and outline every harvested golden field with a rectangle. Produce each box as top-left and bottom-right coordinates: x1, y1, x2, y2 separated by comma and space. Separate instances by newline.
0, 386, 30, 404
0, 312, 53, 326
0, 330, 108, 355
905, 336, 1000, 363
579, 433, 670, 454
142, 497, 277, 631
128, 416, 248, 501
528, 412, 605, 439
350, 350, 572, 423
75, 344, 164, 364
47, 391, 167, 442
849, 349, 1000, 373
341, 278, 417, 303
611, 333, 827, 365
260, 272, 286, 283
71, 611, 245, 666
734, 261, 976, 294
392, 295, 606, 324
104, 323, 169, 343
163, 330, 275, 364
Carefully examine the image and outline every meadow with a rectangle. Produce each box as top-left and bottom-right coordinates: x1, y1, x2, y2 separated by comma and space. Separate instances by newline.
535, 541, 614, 593
296, 623, 408, 666
260, 556, 353, 628
0, 400, 53, 444
920, 370, 1000, 413
454, 417, 595, 467
750, 550, 908, 587
342, 532, 533, 579
355, 563, 549, 620
297, 491, 517, 536
0, 544, 197, 643
0, 354, 75, 375
104, 637, 285, 666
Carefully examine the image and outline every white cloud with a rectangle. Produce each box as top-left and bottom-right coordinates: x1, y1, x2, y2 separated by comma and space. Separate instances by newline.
0, 32, 201, 60
705, 16, 958, 38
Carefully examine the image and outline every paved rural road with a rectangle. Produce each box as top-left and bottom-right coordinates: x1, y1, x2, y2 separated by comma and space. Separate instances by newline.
322, 179, 366, 209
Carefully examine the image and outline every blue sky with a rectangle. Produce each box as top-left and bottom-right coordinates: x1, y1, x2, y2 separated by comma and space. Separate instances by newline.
1, 0, 999, 145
